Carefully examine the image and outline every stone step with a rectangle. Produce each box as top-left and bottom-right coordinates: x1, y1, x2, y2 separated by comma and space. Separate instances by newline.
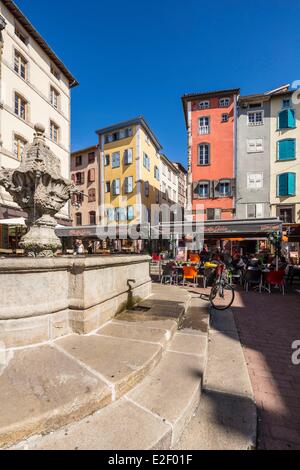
174, 308, 257, 450
14, 328, 208, 450
0, 318, 178, 449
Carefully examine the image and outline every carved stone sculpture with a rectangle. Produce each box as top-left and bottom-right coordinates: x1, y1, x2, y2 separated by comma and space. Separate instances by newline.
0, 124, 75, 257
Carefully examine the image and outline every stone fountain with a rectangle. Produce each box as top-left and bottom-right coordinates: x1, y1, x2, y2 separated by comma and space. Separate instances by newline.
0, 124, 75, 257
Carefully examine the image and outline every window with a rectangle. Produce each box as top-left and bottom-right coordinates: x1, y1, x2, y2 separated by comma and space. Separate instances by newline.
88, 189, 96, 202
198, 101, 210, 109
219, 180, 231, 196
144, 181, 149, 197
50, 86, 59, 109
278, 109, 296, 129
197, 182, 209, 198
107, 208, 115, 222
105, 128, 133, 144
89, 211, 96, 225
277, 139, 296, 161
76, 213, 82, 226
88, 152, 95, 164
198, 144, 210, 165
248, 111, 263, 126
247, 203, 263, 219
72, 192, 83, 205
112, 152, 120, 168
199, 117, 210, 135
50, 121, 59, 143
104, 154, 110, 166
105, 182, 111, 193
247, 173, 263, 189
88, 169, 95, 182
221, 113, 229, 123
13, 135, 27, 160
112, 179, 120, 196
282, 98, 291, 109
277, 173, 296, 197
14, 93, 27, 120
124, 148, 133, 165
155, 189, 160, 204
249, 102, 262, 109
247, 138, 264, 153
75, 172, 84, 185
115, 208, 127, 222
207, 208, 221, 220
14, 51, 27, 79
143, 153, 150, 171
125, 176, 133, 194
50, 64, 60, 81
127, 206, 134, 221
154, 165, 160, 180
219, 98, 230, 108
15, 27, 28, 45
75, 155, 82, 167
277, 205, 294, 223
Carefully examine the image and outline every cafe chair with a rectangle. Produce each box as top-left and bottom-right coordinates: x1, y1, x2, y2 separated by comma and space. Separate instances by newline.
244, 269, 262, 293
183, 266, 198, 286
266, 271, 286, 295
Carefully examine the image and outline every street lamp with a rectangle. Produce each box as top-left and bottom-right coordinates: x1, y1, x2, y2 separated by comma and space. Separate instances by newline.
0, 15, 6, 31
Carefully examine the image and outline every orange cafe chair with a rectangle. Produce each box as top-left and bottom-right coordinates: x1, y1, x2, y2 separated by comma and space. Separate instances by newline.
189, 254, 200, 264
183, 266, 198, 286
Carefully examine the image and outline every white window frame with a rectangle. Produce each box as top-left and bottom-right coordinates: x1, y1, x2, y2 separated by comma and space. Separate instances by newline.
247, 138, 264, 153
198, 101, 210, 110
221, 113, 229, 123
247, 173, 263, 190
198, 116, 210, 135
198, 143, 210, 166
248, 111, 264, 126
198, 181, 209, 198
247, 203, 264, 219
13, 134, 27, 160
50, 86, 60, 110
50, 121, 59, 143
219, 97, 230, 108
219, 180, 231, 197
14, 50, 27, 80
14, 93, 27, 120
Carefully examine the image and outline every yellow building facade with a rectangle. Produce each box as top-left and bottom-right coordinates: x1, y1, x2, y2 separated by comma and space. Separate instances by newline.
270, 92, 300, 225
97, 117, 162, 225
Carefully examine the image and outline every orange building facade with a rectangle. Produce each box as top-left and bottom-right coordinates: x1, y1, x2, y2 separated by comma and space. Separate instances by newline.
182, 89, 240, 221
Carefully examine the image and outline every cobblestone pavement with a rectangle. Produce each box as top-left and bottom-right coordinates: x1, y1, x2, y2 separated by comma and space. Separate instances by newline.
232, 287, 300, 450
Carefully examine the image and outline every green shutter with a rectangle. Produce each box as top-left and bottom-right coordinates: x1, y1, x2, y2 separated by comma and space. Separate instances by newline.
279, 110, 288, 129
278, 173, 288, 196
288, 109, 296, 128
287, 173, 296, 196
278, 139, 296, 160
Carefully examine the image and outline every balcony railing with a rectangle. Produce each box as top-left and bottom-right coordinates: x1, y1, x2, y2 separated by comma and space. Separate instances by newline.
248, 120, 263, 126
199, 126, 210, 135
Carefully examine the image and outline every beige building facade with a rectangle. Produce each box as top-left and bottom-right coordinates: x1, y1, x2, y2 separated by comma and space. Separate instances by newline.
71, 146, 99, 227
0, 0, 77, 236
270, 90, 300, 226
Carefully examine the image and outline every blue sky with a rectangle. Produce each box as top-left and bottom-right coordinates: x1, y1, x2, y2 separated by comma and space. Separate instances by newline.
16, 0, 300, 166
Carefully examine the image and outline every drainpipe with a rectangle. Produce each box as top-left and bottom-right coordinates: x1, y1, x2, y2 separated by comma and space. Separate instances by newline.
186, 101, 193, 220
0, 14, 7, 156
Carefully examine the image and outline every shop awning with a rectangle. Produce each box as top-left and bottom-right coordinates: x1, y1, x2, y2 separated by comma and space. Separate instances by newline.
0, 218, 26, 226
55, 223, 151, 239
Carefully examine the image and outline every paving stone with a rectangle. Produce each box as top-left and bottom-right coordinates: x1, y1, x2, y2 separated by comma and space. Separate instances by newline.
0, 345, 111, 449
96, 321, 171, 346
128, 351, 205, 445
55, 334, 162, 398
167, 332, 207, 356
22, 399, 172, 450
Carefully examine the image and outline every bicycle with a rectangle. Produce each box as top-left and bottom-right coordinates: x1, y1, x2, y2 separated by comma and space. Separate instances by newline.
200, 261, 235, 310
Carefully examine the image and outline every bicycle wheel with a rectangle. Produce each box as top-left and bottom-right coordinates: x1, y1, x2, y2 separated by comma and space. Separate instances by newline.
210, 282, 235, 310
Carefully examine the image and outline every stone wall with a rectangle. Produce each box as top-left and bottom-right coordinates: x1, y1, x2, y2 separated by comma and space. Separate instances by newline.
0, 255, 151, 348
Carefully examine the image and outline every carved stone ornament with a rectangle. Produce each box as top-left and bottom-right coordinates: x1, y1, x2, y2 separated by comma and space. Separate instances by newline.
0, 124, 76, 257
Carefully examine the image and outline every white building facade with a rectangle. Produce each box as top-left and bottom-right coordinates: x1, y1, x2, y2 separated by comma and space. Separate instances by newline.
0, 0, 78, 229
160, 154, 179, 206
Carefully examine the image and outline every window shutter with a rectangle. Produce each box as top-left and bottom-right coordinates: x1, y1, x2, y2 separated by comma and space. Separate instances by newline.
288, 109, 296, 128
256, 203, 263, 218
279, 110, 288, 129
247, 204, 256, 218
214, 180, 220, 198
230, 179, 236, 197
278, 173, 288, 196
128, 148, 133, 164
288, 173, 296, 196
278, 139, 296, 160
193, 182, 199, 199
81, 172, 85, 185
127, 206, 134, 221
112, 180, 116, 195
